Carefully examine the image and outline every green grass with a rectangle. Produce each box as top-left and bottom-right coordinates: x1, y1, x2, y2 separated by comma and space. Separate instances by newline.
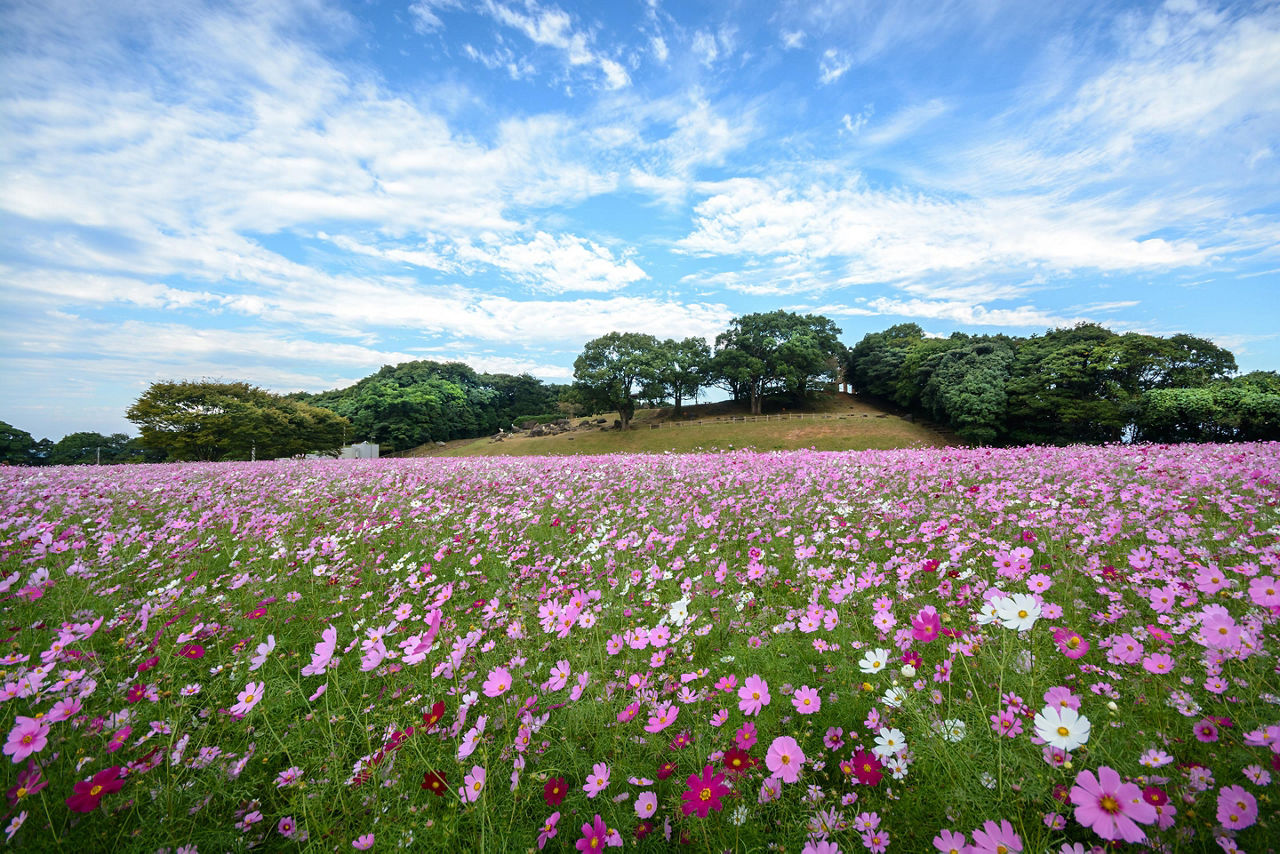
408, 393, 952, 457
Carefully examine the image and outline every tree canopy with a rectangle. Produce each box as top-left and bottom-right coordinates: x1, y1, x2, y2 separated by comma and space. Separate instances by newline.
127, 381, 348, 461
571, 332, 662, 430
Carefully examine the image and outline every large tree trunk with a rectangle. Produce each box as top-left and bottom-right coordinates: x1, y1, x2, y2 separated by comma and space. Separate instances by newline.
673, 393, 683, 417
750, 388, 762, 415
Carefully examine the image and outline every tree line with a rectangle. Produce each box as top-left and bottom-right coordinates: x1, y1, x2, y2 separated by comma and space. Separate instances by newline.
5, 314, 1276, 465
844, 323, 1280, 445
568, 310, 844, 429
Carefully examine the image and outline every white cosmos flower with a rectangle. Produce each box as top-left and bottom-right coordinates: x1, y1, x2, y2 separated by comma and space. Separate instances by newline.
1033, 704, 1091, 751
974, 598, 1001, 625
995, 593, 1042, 632
939, 719, 966, 743
872, 727, 907, 759
858, 648, 891, 675
882, 686, 907, 708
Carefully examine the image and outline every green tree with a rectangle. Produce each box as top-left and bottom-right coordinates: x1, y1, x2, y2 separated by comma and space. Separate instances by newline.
127, 381, 347, 461
844, 323, 925, 400
712, 311, 844, 414
0, 420, 39, 465
47, 432, 133, 465
652, 337, 711, 417
572, 332, 662, 430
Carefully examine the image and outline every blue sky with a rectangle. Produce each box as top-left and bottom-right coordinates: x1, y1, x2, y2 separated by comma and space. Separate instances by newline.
2, 0, 1278, 440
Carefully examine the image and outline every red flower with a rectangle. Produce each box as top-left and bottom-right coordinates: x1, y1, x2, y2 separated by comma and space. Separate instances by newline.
125, 683, 146, 704
245, 607, 267, 619
722, 748, 756, 775
849, 749, 883, 786
680, 764, 730, 818
136, 656, 159, 673
66, 765, 124, 813
543, 776, 567, 807
421, 770, 447, 796
657, 761, 678, 780
422, 701, 445, 731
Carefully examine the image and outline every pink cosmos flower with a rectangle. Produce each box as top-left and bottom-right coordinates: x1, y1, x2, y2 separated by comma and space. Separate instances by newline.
1215, 784, 1257, 830
735, 721, 757, 750
635, 791, 658, 819
1141, 652, 1175, 674
1248, 575, 1279, 608
1052, 628, 1090, 659
483, 667, 512, 698
537, 812, 560, 849
765, 735, 805, 784
970, 818, 1022, 853
352, 833, 374, 849
791, 685, 821, 714
1069, 766, 1156, 843
1193, 718, 1219, 743
582, 762, 610, 798
645, 702, 678, 733
1199, 613, 1240, 649
933, 828, 968, 854
230, 681, 264, 717
911, 607, 941, 642
738, 674, 770, 716
460, 765, 486, 803
277, 816, 296, 837
301, 625, 337, 677
4, 717, 50, 763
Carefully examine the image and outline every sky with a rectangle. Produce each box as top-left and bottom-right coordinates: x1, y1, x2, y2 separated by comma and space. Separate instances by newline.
2, 0, 1278, 440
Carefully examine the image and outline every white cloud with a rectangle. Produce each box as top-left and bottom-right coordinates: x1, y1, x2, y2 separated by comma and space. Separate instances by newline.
409, 0, 462, 33
677, 176, 1207, 288
651, 35, 670, 63
459, 232, 648, 294
818, 49, 851, 84
481, 0, 630, 89
859, 98, 949, 146
781, 30, 805, 49
692, 30, 720, 66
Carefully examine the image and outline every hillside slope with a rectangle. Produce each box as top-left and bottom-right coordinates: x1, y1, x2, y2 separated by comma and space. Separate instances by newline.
401, 393, 954, 457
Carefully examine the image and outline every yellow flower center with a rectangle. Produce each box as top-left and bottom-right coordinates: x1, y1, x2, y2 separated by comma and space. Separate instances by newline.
89, 785, 103, 797
700, 787, 712, 801
1100, 795, 1120, 814
1057, 726, 1070, 737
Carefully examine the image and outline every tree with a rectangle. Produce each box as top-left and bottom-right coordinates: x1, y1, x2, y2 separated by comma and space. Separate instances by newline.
844, 323, 925, 401
47, 432, 133, 465
127, 381, 348, 461
0, 421, 39, 465
713, 311, 844, 414
572, 332, 661, 430
652, 337, 711, 417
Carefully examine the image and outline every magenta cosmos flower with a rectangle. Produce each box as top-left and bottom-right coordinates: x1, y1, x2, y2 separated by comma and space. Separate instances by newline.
575, 814, 609, 853
680, 764, 731, 817
1069, 766, 1156, 843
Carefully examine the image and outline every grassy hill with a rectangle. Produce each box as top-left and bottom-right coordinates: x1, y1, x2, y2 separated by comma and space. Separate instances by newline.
400, 393, 955, 457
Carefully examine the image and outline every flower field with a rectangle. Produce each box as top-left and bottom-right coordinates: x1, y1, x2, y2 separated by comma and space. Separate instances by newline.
1, 443, 1278, 853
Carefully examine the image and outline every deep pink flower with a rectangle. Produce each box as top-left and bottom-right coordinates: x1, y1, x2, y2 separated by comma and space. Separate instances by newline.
1069, 766, 1156, 843
911, 607, 941, 642
680, 764, 730, 817
176, 643, 204, 659
1052, 628, 1089, 659
575, 814, 609, 853
66, 765, 124, 812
